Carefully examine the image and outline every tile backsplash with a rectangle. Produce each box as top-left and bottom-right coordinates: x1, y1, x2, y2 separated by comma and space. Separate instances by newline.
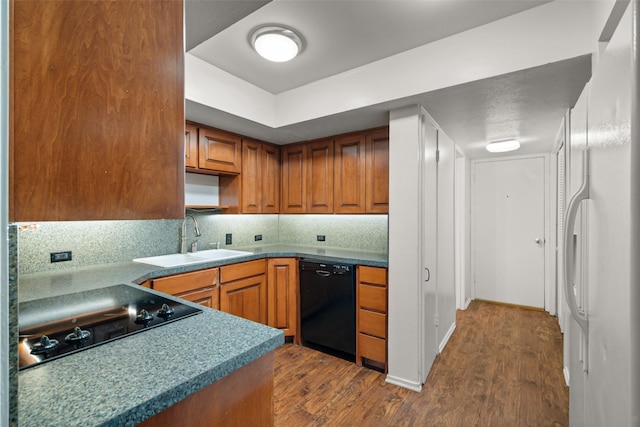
17, 214, 388, 274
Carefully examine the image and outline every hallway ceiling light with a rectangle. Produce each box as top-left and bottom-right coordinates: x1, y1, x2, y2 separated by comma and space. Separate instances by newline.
485, 139, 520, 153
250, 25, 303, 62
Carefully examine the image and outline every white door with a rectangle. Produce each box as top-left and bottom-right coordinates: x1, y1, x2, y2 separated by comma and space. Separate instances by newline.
473, 156, 546, 308
420, 114, 438, 383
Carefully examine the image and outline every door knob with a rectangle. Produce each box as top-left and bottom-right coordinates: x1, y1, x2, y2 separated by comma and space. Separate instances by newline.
535, 237, 543, 244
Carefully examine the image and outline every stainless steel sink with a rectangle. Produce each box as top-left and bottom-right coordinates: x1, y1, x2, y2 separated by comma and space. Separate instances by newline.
133, 249, 252, 268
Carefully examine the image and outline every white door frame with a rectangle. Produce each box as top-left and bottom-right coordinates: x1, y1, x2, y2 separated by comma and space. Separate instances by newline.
470, 153, 554, 314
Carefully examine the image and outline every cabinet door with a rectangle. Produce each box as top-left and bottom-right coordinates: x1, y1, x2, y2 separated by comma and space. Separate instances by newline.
365, 129, 390, 213
220, 275, 267, 324
267, 258, 298, 340
198, 127, 241, 174
176, 287, 219, 310
307, 139, 334, 213
152, 268, 218, 295
262, 144, 280, 213
281, 144, 307, 213
334, 134, 366, 213
10, 0, 184, 221
241, 139, 262, 213
185, 123, 199, 169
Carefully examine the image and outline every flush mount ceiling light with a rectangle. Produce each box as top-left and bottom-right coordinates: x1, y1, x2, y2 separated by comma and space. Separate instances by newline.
250, 25, 303, 62
485, 139, 521, 153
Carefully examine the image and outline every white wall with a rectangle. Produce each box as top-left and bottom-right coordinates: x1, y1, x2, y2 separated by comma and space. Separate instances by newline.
387, 105, 423, 391
455, 154, 472, 309
436, 131, 456, 351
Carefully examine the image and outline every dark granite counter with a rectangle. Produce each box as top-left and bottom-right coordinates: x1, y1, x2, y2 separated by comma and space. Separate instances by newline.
18, 284, 283, 427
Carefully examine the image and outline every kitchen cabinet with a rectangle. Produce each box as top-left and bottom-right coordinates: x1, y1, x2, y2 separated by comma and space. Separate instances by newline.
334, 127, 389, 214
356, 265, 388, 371
281, 138, 333, 213
185, 123, 199, 169
240, 139, 280, 213
197, 126, 242, 174
143, 268, 219, 309
220, 259, 268, 324
334, 134, 366, 213
307, 139, 334, 213
10, 0, 185, 221
267, 258, 298, 341
365, 128, 390, 213
281, 143, 307, 213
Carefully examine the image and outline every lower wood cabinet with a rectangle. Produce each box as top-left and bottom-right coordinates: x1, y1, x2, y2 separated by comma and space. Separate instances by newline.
144, 268, 219, 309
220, 259, 267, 324
267, 258, 298, 341
356, 265, 388, 371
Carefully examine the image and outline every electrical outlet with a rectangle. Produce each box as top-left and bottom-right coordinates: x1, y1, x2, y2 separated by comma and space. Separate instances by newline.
317, 235, 326, 242
50, 251, 72, 263
254, 234, 262, 241
226, 233, 232, 245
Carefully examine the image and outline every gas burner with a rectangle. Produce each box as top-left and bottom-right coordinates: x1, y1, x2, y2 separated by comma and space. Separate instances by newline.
157, 303, 175, 318
30, 336, 59, 356
65, 327, 91, 348
135, 308, 153, 325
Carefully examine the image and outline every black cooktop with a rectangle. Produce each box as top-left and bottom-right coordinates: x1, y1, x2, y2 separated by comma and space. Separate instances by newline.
18, 284, 202, 370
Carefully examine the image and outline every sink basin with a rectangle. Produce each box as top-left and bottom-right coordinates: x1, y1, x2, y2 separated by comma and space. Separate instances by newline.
133, 249, 252, 268
189, 249, 253, 260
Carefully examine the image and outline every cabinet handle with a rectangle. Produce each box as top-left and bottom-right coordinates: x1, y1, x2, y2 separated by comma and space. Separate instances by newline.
424, 267, 430, 282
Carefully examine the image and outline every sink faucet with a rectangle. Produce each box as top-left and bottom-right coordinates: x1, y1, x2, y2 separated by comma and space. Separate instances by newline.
180, 215, 201, 254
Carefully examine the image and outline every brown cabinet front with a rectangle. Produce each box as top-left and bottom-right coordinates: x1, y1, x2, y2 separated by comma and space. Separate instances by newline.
198, 127, 242, 174
220, 260, 267, 324
356, 265, 388, 370
281, 144, 308, 213
365, 129, 390, 213
334, 134, 366, 213
10, 0, 185, 221
267, 258, 298, 340
148, 268, 219, 309
241, 139, 280, 214
185, 123, 199, 169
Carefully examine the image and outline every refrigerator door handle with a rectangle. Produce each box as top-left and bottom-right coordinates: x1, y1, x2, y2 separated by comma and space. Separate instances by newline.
563, 154, 590, 339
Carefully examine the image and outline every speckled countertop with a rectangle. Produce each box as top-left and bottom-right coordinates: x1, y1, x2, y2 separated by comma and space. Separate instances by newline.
17, 243, 387, 426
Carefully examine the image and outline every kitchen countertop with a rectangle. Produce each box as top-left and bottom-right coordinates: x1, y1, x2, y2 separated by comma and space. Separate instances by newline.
18, 284, 283, 427
17, 243, 386, 426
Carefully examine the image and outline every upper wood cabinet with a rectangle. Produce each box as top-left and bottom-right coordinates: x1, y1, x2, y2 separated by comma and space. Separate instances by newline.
10, 0, 185, 221
281, 143, 308, 214
365, 129, 390, 213
281, 139, 333, 213
185, 123, 199, 169
198, 127, 242, 174
334, 134, 367, 213
241, 139, 280, 214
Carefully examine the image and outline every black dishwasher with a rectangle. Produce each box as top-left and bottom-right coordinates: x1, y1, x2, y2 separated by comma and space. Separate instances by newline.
299, 259, 356, 359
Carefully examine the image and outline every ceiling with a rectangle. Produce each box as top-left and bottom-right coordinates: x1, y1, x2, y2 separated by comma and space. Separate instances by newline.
185, 0, 597, 159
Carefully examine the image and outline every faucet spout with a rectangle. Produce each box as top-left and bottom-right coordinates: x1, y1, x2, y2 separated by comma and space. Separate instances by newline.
180, 215, 201, 254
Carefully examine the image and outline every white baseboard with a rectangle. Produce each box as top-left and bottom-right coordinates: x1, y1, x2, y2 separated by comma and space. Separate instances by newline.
563, 366, 570, 387
385, 374, 422, 392
439, 322, 456, 353
463, 297, 472, 310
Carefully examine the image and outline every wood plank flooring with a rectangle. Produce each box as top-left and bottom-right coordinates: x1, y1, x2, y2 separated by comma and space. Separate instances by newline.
274, 300, 568, 426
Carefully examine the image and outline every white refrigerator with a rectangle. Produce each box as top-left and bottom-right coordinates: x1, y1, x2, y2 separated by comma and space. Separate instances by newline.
564, 3, 639, 426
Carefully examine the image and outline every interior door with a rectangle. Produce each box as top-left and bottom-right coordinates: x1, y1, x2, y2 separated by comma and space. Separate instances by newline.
420, 114, 438, 382
473, 156, 546, 308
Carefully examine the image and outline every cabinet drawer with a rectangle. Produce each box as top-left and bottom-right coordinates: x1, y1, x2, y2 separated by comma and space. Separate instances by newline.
358, 333, 386, 363
358, 266, 387, 286
176, 286, 219, 310
220, 259, 266, 283
359, 284, 387, 312
359, 309, 386, 338
152, 268, 218, 295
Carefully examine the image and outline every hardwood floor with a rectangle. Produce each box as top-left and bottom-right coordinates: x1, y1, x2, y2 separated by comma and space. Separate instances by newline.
274, 300, 568, 426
